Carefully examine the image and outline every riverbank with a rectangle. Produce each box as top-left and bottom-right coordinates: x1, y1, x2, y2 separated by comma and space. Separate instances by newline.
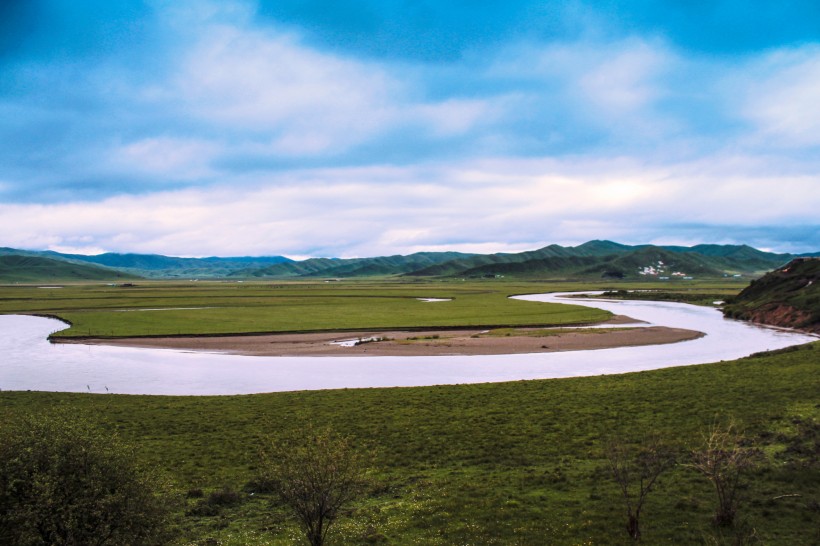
58, 315, 703, 356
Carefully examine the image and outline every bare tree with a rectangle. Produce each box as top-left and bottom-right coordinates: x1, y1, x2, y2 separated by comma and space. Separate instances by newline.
605, 433, 676, 540
258, 426, 369, 546
689, 420, 760, 527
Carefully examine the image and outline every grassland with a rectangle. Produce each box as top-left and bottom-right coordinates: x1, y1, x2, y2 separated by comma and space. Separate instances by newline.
0, 278, 747, 339
0, 342, 817, 545
6, 276, 803, 545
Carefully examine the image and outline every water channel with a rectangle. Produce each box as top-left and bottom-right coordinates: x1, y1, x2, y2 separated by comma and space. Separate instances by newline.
0, 293, 815, 395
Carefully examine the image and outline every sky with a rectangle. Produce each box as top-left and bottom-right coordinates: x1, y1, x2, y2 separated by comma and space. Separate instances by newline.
1, 0, 819, 258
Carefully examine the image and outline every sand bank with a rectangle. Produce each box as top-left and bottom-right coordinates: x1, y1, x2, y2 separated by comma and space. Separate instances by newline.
63, 315, 703, 357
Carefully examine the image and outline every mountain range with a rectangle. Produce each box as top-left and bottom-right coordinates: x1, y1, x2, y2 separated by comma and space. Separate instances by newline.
1, 241, 818, 282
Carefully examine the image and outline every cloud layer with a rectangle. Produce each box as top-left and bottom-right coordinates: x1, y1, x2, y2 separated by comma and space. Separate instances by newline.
0, 0, 818, 256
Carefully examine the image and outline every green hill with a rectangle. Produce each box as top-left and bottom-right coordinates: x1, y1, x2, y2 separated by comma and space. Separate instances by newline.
723, 258, 820, 333
0, 255, 140, 283
46, 252, 293, 278
1, 241, 815, 280
232, 252, 474, 278
0, 248, 292, 279
419, 245, 751, 280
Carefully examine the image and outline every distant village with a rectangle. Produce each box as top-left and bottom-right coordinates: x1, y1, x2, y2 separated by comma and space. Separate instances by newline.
637, 260, 692, 280
637, 260, 744, 280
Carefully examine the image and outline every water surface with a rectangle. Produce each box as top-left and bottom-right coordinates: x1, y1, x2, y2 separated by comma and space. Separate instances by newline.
0, 293, 815, 395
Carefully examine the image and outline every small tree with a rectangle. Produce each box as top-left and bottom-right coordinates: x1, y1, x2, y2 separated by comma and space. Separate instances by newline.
0, 414, 173, 546
605, 433, 676, 540
258, 426, 369, 546
690, 421, 760, 527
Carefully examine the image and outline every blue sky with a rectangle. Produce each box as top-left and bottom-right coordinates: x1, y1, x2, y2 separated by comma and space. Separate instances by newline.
1, 0, 818, 257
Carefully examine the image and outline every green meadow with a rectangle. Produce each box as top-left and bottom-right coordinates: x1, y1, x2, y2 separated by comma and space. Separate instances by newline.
0, 278, 745, 338
1, 342, 817, 545
5, 277, 812, 545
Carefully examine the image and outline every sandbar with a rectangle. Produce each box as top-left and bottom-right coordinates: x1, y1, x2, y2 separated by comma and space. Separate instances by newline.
61, 315, 704, 357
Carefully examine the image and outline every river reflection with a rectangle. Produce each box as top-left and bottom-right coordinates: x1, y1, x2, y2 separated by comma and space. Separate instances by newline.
0, 293, 815, 395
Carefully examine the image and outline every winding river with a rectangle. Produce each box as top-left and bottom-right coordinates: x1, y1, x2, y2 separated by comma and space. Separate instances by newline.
0, 293, 815, 395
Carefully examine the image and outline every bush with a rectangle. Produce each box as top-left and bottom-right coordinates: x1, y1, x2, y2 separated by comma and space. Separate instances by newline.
0, 414, 173, 546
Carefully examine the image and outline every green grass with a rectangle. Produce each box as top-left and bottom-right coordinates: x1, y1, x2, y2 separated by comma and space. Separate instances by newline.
594, 288, 740, 307
1, 342, 817, 545
0, 278, 748, 339
0, 280, 621, 338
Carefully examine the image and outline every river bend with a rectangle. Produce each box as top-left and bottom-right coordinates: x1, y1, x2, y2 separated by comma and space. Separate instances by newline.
0, 293, 815, 395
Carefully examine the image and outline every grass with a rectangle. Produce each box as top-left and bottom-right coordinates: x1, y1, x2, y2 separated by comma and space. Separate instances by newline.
0, 278, 747, 339
1, 341, 817, 544
592, 288, 741, 307
6, 275, 803, 544
0, 279, 613, 338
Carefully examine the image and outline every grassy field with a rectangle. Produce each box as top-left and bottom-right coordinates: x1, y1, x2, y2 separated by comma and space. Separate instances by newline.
0, 278, 746, 339
1, 341, 817, 545
6, 276, 802, 545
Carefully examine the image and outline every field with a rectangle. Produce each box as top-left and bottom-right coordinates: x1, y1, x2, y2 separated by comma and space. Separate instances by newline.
0, 278, 745, 339
6, 277, 814, 545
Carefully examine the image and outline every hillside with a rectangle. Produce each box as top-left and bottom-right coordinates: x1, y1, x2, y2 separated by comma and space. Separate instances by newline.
230, 251, 474, 278
723, 258, 820, 333
0, 255, 140, 283
456, 246, 727, 279
406, 241, 801, 280
0, 248, 292, 279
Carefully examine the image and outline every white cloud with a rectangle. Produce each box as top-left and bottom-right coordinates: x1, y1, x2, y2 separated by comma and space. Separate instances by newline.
578, 40, 670, 114
486, 37, 681, 141
736, 46, 820, 147
411, 98, 504, 137
175, 24, 398, 155
1, 0, 819, 259
1, 154, 816, 257
110, 137, 220, 179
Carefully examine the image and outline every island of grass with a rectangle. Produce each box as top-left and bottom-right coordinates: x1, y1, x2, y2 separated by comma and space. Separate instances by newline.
0, 279, 724, 355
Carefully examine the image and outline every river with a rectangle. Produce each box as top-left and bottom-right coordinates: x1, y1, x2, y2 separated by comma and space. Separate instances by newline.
0, 293, 815, 395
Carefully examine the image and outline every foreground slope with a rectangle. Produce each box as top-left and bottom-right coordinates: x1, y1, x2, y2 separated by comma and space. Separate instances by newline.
1, 341, 817, 544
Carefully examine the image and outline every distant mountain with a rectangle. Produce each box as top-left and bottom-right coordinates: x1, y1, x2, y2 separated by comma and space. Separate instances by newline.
232, 252, 474, 278
452, 246, 727, 279
0, 248, 292, 278
401, 241, 799, 280
723, 258, 820, 333
1, 241, 816, 280
0, 255, 140, 283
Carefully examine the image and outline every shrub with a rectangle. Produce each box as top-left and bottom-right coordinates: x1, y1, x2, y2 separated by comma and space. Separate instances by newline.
0, 414, 173, 545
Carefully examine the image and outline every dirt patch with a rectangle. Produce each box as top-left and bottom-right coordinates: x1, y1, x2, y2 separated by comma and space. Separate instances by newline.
745, 303, 818, 334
